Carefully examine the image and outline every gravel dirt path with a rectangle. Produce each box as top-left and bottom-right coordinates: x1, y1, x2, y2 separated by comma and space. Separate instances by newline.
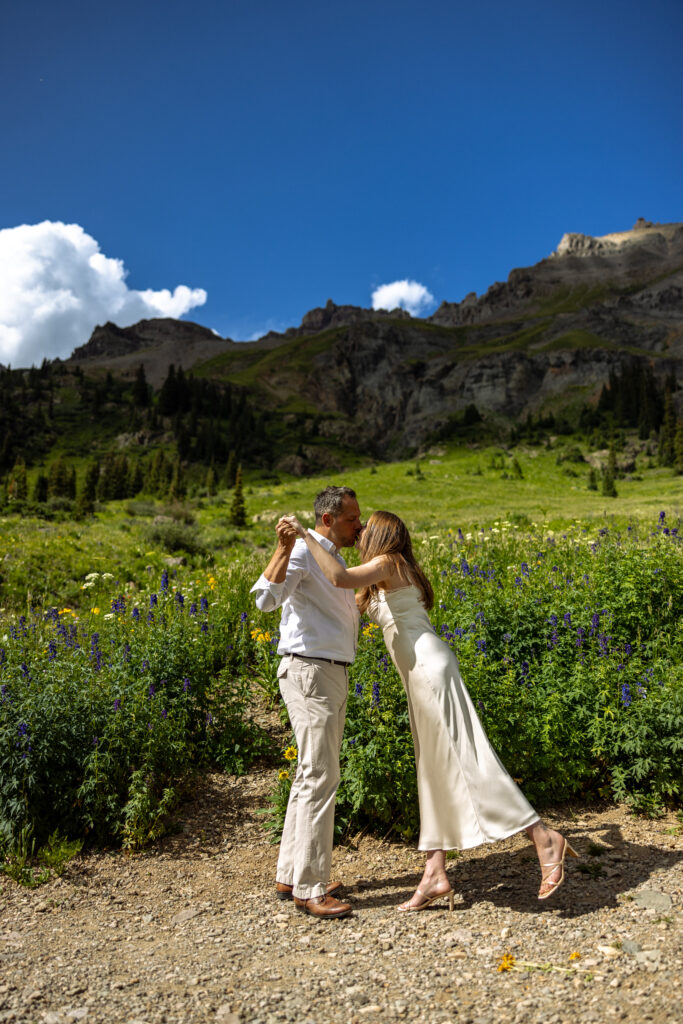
1, 769, 681, 1024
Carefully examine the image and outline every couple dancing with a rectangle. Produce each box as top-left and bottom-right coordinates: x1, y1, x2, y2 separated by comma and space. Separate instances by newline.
251, 486, 577, 919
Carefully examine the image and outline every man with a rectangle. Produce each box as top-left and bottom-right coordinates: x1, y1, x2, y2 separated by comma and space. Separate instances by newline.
250, 486, 362, 919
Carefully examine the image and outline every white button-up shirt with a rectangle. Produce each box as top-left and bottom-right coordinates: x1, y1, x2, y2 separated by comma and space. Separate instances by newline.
250, 530, 359, 663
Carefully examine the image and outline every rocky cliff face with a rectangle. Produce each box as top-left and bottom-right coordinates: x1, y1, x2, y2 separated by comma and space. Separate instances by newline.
67, 221, 683, 456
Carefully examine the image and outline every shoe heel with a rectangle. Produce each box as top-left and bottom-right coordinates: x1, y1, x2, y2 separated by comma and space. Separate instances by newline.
566, 842, 579, 859
448, 891, 454, 912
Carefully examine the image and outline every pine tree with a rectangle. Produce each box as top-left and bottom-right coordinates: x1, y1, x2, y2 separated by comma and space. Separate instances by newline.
33, 472, 49, 504
8, 457, 28, 502
601, 466, 617, 498
82, 460, 100, 504
205, 466, 217, 495
158, 364, 178, 416
674, 419, 683, 475
224, 450, 237, 489
168, 457, 186, 501
47, 455, 70, 498
229, 466, 246, 526
658, 390, 677, 466
128, 461, 144, 495
588, 467, 598, 491
132, 364, 150, 407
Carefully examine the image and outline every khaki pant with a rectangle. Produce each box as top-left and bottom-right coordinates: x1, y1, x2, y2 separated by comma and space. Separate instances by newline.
276, 655, 348, 899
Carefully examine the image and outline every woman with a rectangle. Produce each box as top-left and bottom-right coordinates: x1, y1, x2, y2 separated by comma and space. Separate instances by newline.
283, 510, 578, 910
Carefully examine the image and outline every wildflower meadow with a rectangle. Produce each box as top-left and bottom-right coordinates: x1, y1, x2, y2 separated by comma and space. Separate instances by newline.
1, 510, 682, 873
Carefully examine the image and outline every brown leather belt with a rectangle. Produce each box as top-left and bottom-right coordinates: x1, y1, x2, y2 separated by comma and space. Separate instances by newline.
287, 653, 351, 668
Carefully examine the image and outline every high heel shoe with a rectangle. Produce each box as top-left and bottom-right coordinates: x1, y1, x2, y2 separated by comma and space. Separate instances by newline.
397, 886, 455, 912
538, 838, 579, 900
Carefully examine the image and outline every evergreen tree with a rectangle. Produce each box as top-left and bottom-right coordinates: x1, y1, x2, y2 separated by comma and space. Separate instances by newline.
83, 460, 100, 504
8, 457, 28, 502
33, 472, 48, 504
128, 461, 144, 495
658, 390, 677, 466
674, 419, 683, 475
47, 455, 70, 498
132, 364, 150, 408
601, 466, 617, 498
205, 466, 217, 495
587, 467, 598, 491
229, 465, 246, 526
147, 450, 170, 496
224, 450, 237, 489
168, 457, 186, 501
158, 364, 178, 416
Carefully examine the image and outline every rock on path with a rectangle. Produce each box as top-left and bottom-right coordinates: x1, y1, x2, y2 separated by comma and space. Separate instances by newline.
1, 770, 681, 1024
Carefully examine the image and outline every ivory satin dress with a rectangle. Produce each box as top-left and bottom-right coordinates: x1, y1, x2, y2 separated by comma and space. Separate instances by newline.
367, 586, 538, 851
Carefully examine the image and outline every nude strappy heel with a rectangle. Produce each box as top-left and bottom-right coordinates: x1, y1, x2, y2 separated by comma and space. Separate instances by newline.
398, 886, 455, 912
538, 838, 579, 900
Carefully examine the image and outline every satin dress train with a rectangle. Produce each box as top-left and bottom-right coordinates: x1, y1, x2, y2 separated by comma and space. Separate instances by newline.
368, 586, 538, 850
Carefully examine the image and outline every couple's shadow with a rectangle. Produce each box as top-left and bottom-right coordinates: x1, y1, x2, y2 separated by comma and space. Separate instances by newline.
347, 821, 681, 918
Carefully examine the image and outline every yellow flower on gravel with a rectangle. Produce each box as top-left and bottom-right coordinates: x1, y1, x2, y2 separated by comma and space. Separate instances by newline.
278, 770, 289, 781
569, 952, 581, 961
497, 953, 516, 972
284, 746, 298, 761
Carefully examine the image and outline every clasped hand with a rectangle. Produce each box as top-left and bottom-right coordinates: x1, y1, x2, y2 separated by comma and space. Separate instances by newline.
276, 515, 307, 543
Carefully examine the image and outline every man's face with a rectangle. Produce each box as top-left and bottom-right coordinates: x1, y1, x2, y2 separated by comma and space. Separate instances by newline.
326, 496, 363, 549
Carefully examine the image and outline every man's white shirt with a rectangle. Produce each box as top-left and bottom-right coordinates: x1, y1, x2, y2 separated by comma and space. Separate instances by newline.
250, 529, 359, 663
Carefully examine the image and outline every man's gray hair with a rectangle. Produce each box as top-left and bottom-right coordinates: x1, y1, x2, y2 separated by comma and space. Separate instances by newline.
314, 485, 357, 523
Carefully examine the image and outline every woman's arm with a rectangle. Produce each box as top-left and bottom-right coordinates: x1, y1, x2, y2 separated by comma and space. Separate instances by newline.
285, 517, 392, 589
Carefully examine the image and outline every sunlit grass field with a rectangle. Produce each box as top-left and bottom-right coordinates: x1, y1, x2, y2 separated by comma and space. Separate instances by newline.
1, 441, 681, 612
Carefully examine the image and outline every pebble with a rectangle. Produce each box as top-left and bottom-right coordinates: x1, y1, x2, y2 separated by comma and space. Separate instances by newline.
0, 770, 680, 1024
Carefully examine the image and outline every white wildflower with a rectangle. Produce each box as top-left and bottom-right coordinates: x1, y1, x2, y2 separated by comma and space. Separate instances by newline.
85, 572, 100, 581
102, 573, 114, 580
103, 613, 115, 621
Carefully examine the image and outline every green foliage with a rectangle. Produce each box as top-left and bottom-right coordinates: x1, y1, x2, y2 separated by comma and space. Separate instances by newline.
258, 514, 683, 840
0, 568, 271, 851
229, 466, 247, 527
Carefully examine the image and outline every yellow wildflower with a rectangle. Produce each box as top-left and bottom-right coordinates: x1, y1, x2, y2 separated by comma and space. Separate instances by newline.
284, 746, 298, 761
91, 607, 100, 615
278, 770, 289, 781
569, 952, 581, 961
497, 953, 516, 972
58, 608, 72, 615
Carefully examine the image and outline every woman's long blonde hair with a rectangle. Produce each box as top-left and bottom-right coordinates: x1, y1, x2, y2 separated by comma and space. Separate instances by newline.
356, 511, 434, 614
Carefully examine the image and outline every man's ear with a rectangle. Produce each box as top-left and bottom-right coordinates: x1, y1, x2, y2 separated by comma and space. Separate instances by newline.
321, 511, 334, 528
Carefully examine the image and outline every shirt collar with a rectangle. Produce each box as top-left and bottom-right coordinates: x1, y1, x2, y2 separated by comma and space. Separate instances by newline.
308, 528, 339, 555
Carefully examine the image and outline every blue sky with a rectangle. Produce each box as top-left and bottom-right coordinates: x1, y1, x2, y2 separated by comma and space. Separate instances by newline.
1, 0, 681, 363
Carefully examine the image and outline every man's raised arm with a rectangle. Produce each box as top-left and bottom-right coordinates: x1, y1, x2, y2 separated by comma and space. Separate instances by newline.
250, 519, 300, 611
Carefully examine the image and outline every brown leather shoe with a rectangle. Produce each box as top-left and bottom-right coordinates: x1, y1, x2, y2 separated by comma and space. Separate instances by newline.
292, 894, 352, 918
276, 880, 343, 901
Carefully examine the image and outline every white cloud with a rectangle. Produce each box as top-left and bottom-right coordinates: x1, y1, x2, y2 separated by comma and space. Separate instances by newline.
371, 279, 435, 316
0, 221, 207, 367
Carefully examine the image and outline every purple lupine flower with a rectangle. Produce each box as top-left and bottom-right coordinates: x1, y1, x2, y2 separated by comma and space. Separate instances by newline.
520, 562, 530, 576
520, 661, 529, 678
371, 680, 380, 707
240, 611, 248, 622
206, 711, 213, 725
503, 633, 512, 642
621, 683, 632, 707
201, 622, 208, 633
47, 640, 57, 660
20, 663, 30, 677
148, 683, 156, 698
659, 511, 666, 524
183, 678, 191, 692
563, 612, 571, 627
355, 682, 363, 696
160, 569, 169, 592
190, 603, 197, 616
175, 592, 184, 608
132, 607, 140, 621
18, 722, 29, 736
201, 598, 209, 613
113, 698, 121, 711
161, 708, 168, 719
123, 643, 131, 661
476, 638, 487, 654
150, 593, 158, 608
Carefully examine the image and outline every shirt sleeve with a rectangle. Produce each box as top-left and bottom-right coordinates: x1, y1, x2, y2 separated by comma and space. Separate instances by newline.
249, 541, 308, 612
